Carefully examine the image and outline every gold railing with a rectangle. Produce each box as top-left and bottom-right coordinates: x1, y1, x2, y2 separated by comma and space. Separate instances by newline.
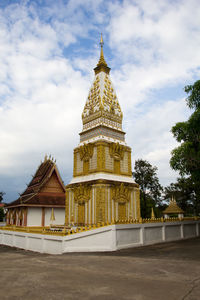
0, 217, 199, 236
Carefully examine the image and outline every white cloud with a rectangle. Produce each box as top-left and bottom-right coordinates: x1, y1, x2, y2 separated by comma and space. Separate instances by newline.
126, 98, 190, 185
0, 0, 200, 202
0, 2, 90, 192
108, 0, 200, 85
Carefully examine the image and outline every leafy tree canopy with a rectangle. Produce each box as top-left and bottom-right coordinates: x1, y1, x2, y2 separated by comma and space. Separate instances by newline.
170, 109, 200, 177
185, 80, 200, 109
0, 208, 5, 222
0, 192, 5, 203
133, 159, 163, 218
170, 79, 200, 215
0, 192, 5, 222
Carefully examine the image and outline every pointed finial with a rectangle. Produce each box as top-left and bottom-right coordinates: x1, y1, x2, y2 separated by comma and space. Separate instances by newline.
100, 33, 104, 47
171, 195, 176, 203
94, 33, 110, 75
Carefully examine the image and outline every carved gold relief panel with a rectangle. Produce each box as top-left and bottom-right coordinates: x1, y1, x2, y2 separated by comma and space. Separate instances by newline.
73, 152, 77, 176
74, 184, 91, 204
128, 152, 132, 175
112, 183, 131, 204
97, 144, 105, 171
78, 203, 85, 225
79, 143, 94, 161
83, 160, 89, 174
109, 142, 125, 160
135, 187, 141, 219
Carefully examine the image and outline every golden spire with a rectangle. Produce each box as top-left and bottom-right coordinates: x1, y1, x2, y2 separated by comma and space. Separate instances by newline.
100, 33, 103, 45
94, 34, 110, 75
151, 207, 155, 219
50, 208, 55, 223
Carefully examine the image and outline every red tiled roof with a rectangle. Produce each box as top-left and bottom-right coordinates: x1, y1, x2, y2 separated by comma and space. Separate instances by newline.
6, 158, 66, 209
21, 159, 63, 196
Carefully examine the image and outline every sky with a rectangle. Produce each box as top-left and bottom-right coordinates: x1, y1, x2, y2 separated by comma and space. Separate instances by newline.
0, 0, 200, 203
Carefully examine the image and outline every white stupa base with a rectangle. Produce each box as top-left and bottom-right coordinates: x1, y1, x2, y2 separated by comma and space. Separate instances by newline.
70, 173, 136, 184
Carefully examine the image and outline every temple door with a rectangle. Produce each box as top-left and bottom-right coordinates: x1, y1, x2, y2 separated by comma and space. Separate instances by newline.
78, 203, 85, 225
118, 203, 126, 221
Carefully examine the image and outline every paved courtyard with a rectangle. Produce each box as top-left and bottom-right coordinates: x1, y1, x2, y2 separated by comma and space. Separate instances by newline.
0, 237, 200, 300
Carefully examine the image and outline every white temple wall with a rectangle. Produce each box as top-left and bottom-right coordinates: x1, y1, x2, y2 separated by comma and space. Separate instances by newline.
26, 208, 65, 227
1, 220, 199, 254
27, 208, 42, 226
44, 208, 65, 226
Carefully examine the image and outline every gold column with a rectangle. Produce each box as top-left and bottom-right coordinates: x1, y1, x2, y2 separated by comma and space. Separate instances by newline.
73, 152, 77, 176
135, 187, 140, 219
65, 190, 69, 225
128, 151, 132, 175
41, 207, 45, 227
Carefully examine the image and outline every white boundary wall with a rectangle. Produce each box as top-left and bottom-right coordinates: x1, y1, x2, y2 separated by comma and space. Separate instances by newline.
0, 220, 199, 254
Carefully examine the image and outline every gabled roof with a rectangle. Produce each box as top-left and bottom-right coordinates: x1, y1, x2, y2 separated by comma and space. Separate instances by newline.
21, 155, 65, 196
6, 156, 65, 208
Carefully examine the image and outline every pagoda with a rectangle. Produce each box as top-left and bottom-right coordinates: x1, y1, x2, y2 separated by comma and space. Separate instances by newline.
163, 196, 184, 219
65, 35, 140, 225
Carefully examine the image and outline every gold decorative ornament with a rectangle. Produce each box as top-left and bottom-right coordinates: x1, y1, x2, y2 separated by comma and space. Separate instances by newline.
112, 183, 130, 204
74, 184, 91, 204
79, 143, 94, 161
109, 142, 125, 160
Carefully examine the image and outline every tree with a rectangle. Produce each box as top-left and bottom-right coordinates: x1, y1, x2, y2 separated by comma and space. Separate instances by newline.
0, 192, 5, 203
133, 159, 163, 218
0, 208, 4, 222
0, 192, 5, 222
170, 80, 200, 215
185, 80, 200, 109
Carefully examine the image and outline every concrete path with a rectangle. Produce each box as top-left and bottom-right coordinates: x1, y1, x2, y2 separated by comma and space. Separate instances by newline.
0, 237, 200, 300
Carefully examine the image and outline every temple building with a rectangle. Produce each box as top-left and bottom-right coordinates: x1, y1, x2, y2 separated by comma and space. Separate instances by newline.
6, 155, 66, 226
65, 35, 140, 226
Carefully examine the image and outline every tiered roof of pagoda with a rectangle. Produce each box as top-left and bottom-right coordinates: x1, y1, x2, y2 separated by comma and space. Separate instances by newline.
80, 35, 125, 144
